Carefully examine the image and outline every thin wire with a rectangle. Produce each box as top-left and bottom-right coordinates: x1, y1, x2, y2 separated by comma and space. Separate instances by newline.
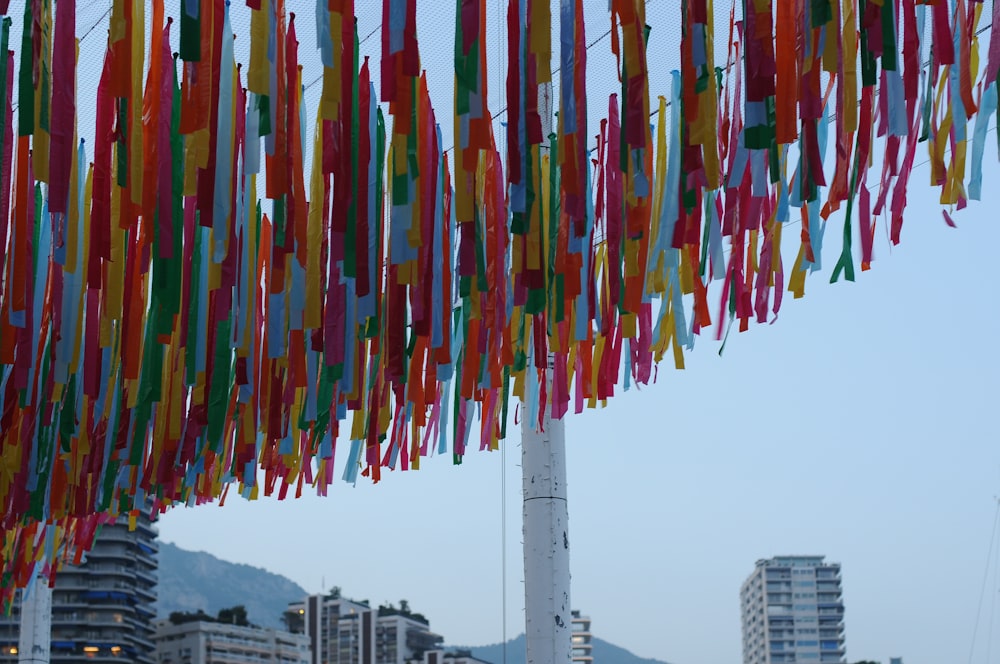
302, 22, 383, 93
989, 515, 1000, 664
442, 11, 616, 154
359, 22, 382, 46
10, 2, 113, 114
971, 498, 1000, 664
79, 6, 113, 45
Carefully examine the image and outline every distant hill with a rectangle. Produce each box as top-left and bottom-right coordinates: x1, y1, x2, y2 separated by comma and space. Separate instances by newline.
156, 541, 308, 629
157, 542, 670, 664
452, 633, 671, 664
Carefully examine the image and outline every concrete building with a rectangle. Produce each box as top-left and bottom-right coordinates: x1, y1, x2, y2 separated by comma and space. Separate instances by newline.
740, 556, 846, 664
419, 651, 491, 664
0, 512, 159, 664
285, 595, 377, 664
284, 596, 442, 664
373, 611, 442, 664
570, 611, 592, 664
153, 619, 311, 664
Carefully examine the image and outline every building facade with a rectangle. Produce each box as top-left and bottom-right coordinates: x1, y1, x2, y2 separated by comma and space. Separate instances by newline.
740, 556, 846, 664
284, 596, 442, 664
153, 619, 311, 664
285, 595, 377, 664
373, 612, 441, 664
0, 512, 159, 664
419, 651, 491, 664
570, 611, 592, 664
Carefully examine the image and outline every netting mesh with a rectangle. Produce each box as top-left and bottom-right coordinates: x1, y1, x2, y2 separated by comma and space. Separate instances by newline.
3, 0, 715, 173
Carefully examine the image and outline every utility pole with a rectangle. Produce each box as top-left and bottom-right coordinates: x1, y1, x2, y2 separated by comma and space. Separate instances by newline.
18, 576, 52, 664
521, 355, 572, 664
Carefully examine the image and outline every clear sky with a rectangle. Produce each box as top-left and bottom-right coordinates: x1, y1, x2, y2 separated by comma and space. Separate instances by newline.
7, 1, 999, 663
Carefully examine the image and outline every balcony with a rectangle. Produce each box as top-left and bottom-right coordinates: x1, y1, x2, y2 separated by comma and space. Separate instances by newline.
95, 527, 138, 542
134, 567, 158, 585
54, 576, 97, 591
82, 566, 137, 581
125, 631, 156, 652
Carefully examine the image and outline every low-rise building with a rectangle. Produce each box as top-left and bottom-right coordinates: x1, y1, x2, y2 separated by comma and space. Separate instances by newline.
420, 651, 492, 664
374, 610, 442, 664
153, 619, 310, 664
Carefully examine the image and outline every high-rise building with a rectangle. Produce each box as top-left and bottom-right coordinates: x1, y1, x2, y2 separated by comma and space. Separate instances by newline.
284, 596, 442, 664
570, 611, 592, 664
153, 618, 311, 664
740, 556, 846, 664
285, 595, 377, 664
0, 512, 159, 664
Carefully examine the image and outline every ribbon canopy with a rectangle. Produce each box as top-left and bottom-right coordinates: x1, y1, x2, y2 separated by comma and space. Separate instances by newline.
0, 0, 995, 602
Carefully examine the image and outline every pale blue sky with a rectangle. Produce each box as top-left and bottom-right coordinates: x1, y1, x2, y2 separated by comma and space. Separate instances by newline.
5, 0, 998, 663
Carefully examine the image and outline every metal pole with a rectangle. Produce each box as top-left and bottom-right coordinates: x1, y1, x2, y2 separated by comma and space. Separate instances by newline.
522, 359, 571, 664
18, 576, 51, 664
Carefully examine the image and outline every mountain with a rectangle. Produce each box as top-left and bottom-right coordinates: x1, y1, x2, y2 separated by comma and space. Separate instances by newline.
157, 542, 670, 664
452, 633, 671, 664
156, 541, 308, 629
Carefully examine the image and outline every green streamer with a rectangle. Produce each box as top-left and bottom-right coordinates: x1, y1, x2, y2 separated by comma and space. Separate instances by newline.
18, 1, 33, 136
0, 18, 10, 164
179, 0, 201, 62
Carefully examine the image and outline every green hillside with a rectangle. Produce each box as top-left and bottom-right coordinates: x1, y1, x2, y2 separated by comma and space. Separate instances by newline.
156, 541, 308, 629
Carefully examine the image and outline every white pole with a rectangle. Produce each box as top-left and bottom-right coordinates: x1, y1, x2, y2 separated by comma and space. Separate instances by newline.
522, 358, 571, 664
18, 576, 51, 664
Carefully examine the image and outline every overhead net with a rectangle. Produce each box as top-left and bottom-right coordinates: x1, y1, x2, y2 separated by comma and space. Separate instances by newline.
0, 0, 993, 602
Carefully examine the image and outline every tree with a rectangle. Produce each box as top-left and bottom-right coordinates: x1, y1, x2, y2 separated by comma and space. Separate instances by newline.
168, 610, 213, 625
399, 599, 410, 614
217, 605, 249, 627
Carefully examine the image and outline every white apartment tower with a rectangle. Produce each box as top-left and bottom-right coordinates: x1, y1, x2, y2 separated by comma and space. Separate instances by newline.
740, 556, 846, 664
570, 611, 592, 664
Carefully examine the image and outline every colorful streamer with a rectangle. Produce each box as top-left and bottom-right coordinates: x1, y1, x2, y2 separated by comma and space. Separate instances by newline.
0, 0, 997, 603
